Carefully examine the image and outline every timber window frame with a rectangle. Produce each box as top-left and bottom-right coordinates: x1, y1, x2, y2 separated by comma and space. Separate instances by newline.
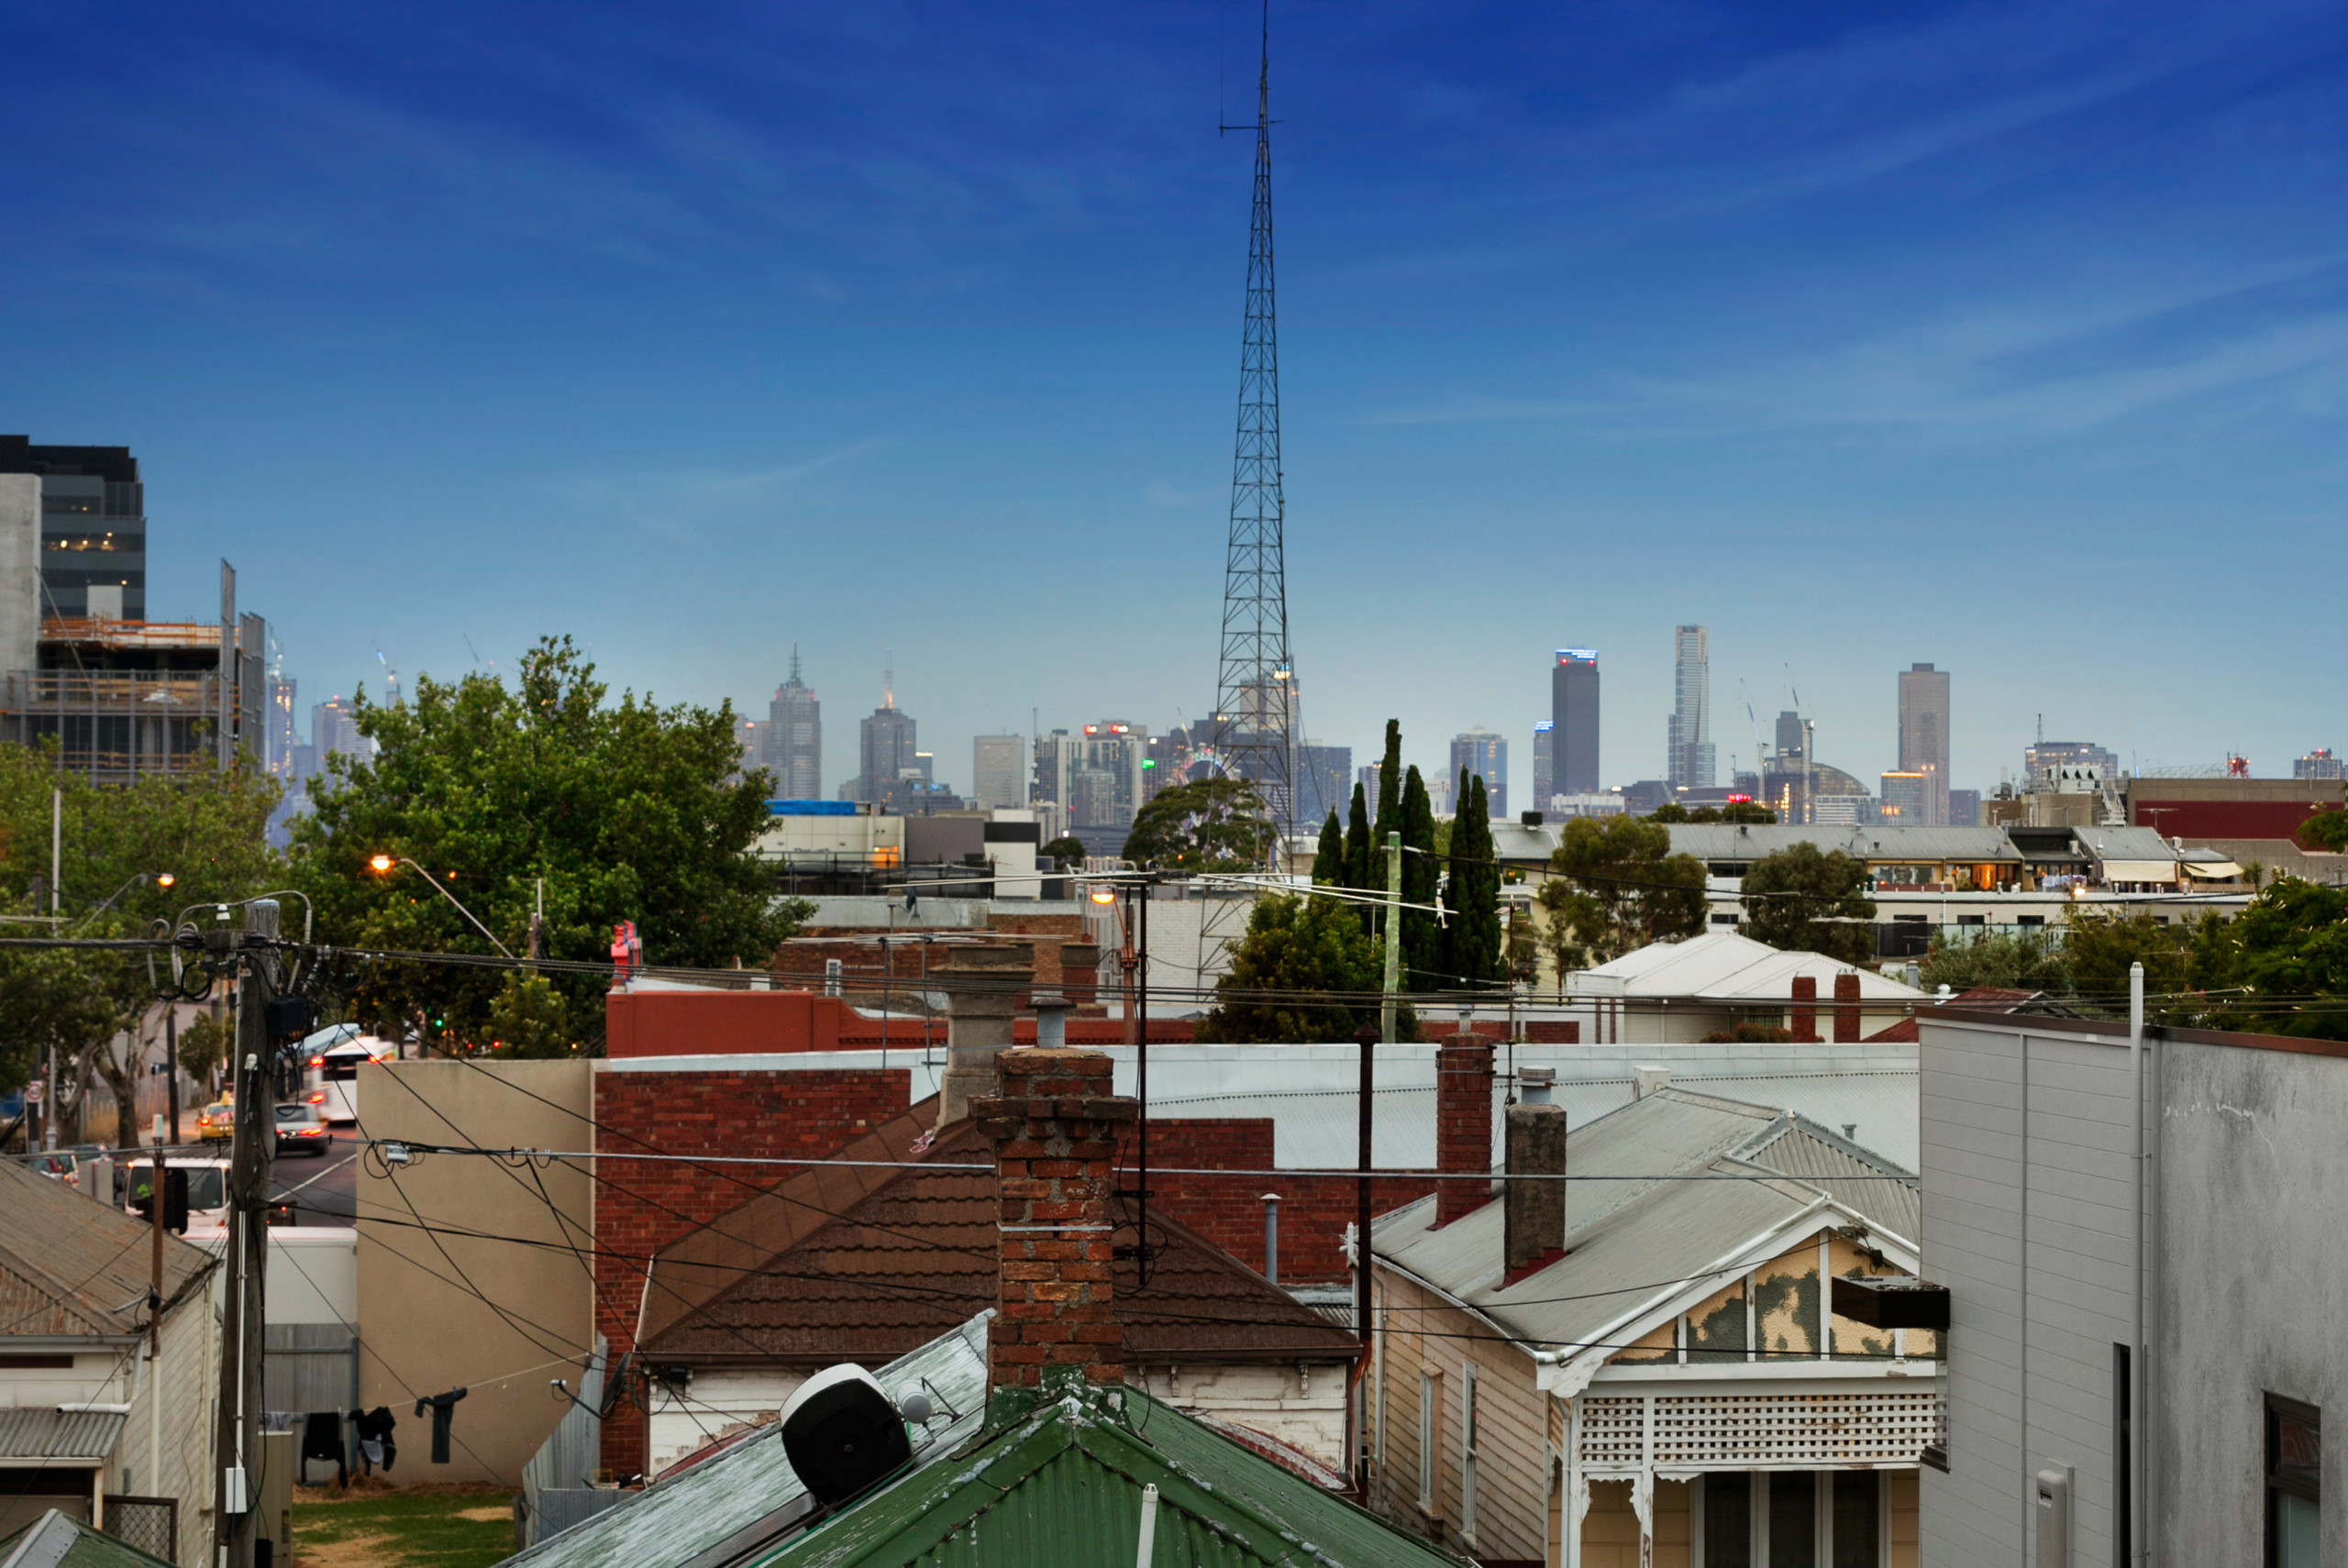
1459, 1363, 1479, 1543
1417, 1367, 1443, 1518
2266, 1392, 2320, 1568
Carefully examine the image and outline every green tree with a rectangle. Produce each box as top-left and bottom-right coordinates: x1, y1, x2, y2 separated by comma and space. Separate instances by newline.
1194, 893, 1412, 1043
1721, 801, 1777, 824
486, 972, 575, 1058
1344, 782, 1372, 894
2062, 910, 2192, 1008
1917, 930, 2068, 995
1442, 772, 1505, 988
1649, 801, 1690, 823
1739, 844, 1877, 965
1370, 721, 1401, 844
173, 1011, 231, 1097
289, 636, 808, 1055
2302, 795, 2348, 852
1545, 814, 1707, 962
1309, 811, 1344, 890
1398, 767, 1442, 988
1040, 835, 1089, 870
1121, 778, 1272, 871
2188, 878, 2348, 1039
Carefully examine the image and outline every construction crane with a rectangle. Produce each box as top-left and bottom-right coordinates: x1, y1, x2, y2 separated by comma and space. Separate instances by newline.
375, 648, 402, 707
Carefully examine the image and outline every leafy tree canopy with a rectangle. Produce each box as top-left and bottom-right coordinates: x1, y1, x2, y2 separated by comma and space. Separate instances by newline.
1738, 844, 1877, 965
1917, 929, 2069, 995
288, 636, 808, 1056
1040, 835, 1089, 871
1120, 778, 1271, 872
1543, 813, 1707, 964
2302, 800, 2348, 853
2190, 878, 2348, 1039
1194, 893, 1412, 1043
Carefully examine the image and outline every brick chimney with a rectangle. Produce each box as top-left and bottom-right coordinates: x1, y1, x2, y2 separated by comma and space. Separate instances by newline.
1790, 975, 1820, 1043
1503, 1068, 1567, 1276
937, 942, 1034, 1124
1833, 971, 1861, 1043
1434, 1032, 1495, 1228
970, 1047, 1138, 1389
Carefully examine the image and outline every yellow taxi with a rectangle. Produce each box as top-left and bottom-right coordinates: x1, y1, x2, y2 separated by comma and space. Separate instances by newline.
195, 1101, 237, 1143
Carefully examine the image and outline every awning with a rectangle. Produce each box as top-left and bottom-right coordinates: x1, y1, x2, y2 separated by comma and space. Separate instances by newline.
2099, 860, 2178, 883
0, 1408, 125, 1463
2182, 860, 2244, 881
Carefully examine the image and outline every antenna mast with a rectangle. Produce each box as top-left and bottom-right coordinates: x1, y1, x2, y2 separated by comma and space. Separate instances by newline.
1212, 0, 1295, 862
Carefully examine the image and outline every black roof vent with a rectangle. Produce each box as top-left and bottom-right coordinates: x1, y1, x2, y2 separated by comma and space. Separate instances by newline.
781, 1364, 914, 1507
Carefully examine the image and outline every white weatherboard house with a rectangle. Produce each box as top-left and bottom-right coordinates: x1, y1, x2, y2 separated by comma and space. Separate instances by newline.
1370, 1077, 1941, 1567
1567, 929, 1925, 1044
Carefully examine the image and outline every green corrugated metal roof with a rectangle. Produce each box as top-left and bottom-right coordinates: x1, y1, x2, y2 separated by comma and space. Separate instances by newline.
750, 1373, 1467, 1568
0, 1509, 177, 1568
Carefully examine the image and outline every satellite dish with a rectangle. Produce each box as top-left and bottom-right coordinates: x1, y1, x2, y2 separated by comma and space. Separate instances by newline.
781, 1364, 914, 1507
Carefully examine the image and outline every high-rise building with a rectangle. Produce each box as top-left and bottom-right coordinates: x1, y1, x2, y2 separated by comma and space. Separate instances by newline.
1667, 626, 1714, 790
973, 734, 1028, 810
1356, 763, 1382, 806
1078, 722, 1150, 831
1880, 770, 1947, 823
1294, 743, 1351, 826
734, 717, 767, 778
1948, 788, 1982, 827
313, 697, 369, 765
1898, 663, 1950, 775
1532, 722, 1554, 812
767, 646, 822, 800
1449, 729, 1507, 818
1775, 710, 1805, 759
2295, 749, 2344, 781
853, 670, 916, 806
1034, 732, 1079, 816
265, 669, 299, 782
1551, 649, 1600, 795
0, 436, 147, 621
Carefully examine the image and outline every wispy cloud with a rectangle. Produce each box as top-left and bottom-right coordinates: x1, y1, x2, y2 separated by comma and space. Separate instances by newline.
558, 440, 885, 544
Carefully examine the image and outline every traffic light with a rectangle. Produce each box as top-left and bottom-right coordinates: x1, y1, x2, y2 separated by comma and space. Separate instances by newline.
130, 1166, 191, 1233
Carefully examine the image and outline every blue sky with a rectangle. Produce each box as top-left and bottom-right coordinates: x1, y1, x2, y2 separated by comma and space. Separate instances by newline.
6, 0, 2346, 804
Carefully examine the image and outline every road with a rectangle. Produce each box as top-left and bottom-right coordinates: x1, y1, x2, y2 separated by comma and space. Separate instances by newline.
268, 1125, 359, 1224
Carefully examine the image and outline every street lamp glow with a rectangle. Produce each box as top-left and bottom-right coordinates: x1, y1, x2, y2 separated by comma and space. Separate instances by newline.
154, 872, 175, 889
369, 854, 394, 874
1089, 889, 1117, 905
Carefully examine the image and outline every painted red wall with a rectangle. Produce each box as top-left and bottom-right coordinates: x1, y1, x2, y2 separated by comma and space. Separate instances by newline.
591, 1066, 909, 1476
2132, 799, 2343, 847
604, 988, 858, 1057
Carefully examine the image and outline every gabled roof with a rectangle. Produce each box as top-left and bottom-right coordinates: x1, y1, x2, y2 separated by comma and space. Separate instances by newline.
0, 1158, 214, 1340
748, 1372, 1467, 1568
502, 1314, 992, 1568
1577, 930, 1922, 1002
1373, 1088, 1920, 1362
0, 1508, 175, 1568
638, 1102, 1356, 1366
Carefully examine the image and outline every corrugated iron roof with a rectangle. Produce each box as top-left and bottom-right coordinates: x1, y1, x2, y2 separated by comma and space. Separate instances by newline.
0, 1159, 214, 1340
0, 1506, 177, 1568
503, 1314, 994, 1568
1666, 824, 2023, 862
1578, 930, 1922, 1001
638, 1109, 1355, 1366
0, 1407, 128, 1461
747, 1374, 1467, 1568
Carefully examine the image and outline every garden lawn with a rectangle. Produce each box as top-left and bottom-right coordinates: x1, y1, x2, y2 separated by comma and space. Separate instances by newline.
291, 1484, 514, 1568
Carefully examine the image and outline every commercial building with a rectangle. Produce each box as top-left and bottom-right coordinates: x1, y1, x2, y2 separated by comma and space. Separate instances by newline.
766, 648, 821, 800
0, 434, 146, 621
2024, 738, 2118, 790
1916, 1003, 2348, 1563
848, 676, 917, 809
1552, 648, 1600, 795
1880, 768, 1947, 826
1667, 624, 1715, 790
1449, 727, 1506, 817
2294, 748, 2343, 780
1897, 663, 1949, 778
1533, 720, 1554, 811
1294, 740, 1350, 826
311, 696, 367, 765
969, 733, 1025, 810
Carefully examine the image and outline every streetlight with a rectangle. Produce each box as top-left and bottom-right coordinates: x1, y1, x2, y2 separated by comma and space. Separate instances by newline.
368, 855, 517, 960
78, 870, 177, 927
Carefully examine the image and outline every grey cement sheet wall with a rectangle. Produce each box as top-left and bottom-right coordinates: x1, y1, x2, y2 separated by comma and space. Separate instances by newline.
1918, 1015, 2148, 1567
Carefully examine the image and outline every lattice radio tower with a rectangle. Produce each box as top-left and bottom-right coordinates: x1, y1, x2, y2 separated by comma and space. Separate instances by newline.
1211, 1, 1296, 857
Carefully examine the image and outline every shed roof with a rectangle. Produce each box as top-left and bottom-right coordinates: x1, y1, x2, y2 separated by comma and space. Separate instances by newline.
501, 1314, 993, 1568
1374, 1087, 1919, 1356
747, 1374, 1467, 1568
2073, 826, 2181, 865
0, 1408, 129, 1463
637, 1102, 1356, 1366
0, 1160, 214, 1340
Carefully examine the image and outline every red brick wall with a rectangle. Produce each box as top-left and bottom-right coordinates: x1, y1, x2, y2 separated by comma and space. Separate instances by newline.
1119, 1118, 1437, 1285
592, 1066, 909, 1477
604, 988, 853, 1057
1434, 1038, 1496, 1228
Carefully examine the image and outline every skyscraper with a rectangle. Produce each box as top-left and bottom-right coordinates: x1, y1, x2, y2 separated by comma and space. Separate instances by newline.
312, 697, 369, 765
1667, 625, 1714, 790
1449, 729, 1507, 818
854, 668, 916, 806
1532, 721, 1554, 812
1294, 743, 1351, 826
973, 734, 1028, 810
0, 436, 147, 620
767, 646, 823, 800
1551, 650, 1600, 795
1897, 662, 1951, 825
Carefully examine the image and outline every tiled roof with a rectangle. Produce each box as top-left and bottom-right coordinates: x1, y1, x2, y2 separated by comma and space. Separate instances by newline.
637, 1102, 1357, 1366
0, 1158, 215, 1340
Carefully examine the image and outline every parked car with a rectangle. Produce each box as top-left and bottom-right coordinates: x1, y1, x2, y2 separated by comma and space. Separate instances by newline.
14, 1150, 79, 1186
273, 1102, 331, 1156
195, 1101, 236, 1143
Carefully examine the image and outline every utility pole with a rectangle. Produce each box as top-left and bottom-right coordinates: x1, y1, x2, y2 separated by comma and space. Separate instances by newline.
1379, 833, 1401, 1045
1353, 1016, 1376, 1496
165, 1006, 181, 1146
147, 1112, 165, 1501
215, 900, 278, 1568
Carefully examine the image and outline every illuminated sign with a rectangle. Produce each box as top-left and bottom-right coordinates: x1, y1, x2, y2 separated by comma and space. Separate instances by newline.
1726, 794, 1753, 803
1534, 721, 1554, 732
1556, 649, 1599, 663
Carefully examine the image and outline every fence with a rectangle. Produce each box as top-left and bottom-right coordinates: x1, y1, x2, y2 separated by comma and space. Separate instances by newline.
103, 1496, 176, 1562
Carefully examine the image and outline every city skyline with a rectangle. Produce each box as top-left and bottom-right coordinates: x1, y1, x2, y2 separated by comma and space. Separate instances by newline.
7, 4, 2344, 802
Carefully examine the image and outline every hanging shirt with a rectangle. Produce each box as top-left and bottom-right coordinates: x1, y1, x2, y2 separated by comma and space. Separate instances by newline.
414, 1387, 468, 1464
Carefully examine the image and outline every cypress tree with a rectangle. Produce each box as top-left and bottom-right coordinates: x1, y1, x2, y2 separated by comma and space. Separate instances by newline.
1399, 765, 1443, 991
1453, 772, 1506, 985
1440, 767, 1472, 981
1345, 781, 1374, 934
1310, 810, 1344, 891
1370, 719, 1402, 845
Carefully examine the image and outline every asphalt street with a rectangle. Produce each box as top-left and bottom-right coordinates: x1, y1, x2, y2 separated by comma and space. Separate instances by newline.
267, 1125, 358, 1223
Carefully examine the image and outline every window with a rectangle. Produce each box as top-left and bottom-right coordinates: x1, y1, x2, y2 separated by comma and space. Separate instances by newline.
1957, 914, 1986, 926
1702, 1473, 1753, 1567
1417, 1370, 1441, 1516
2268, 1394, 2320, 1568
1831, 1472, 1879, 1566
1770, 1472, 1817, 1563
1459, 1364, 1479, 1541
2018, 915, 2046, 927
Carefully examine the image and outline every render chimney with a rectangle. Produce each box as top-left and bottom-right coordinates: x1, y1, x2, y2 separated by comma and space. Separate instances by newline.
1434, 1031, 1496, 1228
1031, 992, 1072, 1050
970, 1047, 1138, 1390
0, 477, 35, 688
1789, 975, 1820, 1043
937, 943, 1035, 1124
1503, 1084, 1567, 1276
1833, 972, 1862, 1043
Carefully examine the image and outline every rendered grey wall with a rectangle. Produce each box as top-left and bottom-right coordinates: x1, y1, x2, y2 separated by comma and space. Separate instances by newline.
2155, 1036, 2348, 1561
1918, 1016, 2147, 1567
0, 474, 39, 678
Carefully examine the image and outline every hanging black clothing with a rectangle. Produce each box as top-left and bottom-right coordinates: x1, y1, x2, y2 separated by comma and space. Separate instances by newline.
349, 1406, 399, 1474
300, 1411, 347, 1488
415, 1386, 468, 1464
